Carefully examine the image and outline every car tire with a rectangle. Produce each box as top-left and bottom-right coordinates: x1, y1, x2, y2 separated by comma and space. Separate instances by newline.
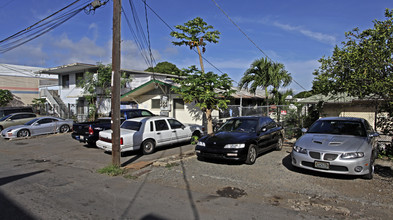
59, 125, 70, 133
17, 129, 30, 138
142, 139, 155, 155
363, 155, 375, 180
245, 144, 257, 165
276, 137, 283, 151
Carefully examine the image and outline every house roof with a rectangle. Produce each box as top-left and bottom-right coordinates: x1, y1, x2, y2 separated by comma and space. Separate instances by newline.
36, 63, 185, 79
297, 93, 382, 104
37, 63, 97, 75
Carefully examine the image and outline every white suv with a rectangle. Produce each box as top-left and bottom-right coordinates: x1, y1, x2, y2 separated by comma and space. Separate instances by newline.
96, 116, 203, 155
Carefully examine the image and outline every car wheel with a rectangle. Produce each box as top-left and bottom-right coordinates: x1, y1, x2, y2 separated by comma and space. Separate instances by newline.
363, 156, 375, 180
59, 125, 70, 133
276, 137, 283, 151
245, 144, 257, 165
142, 139, 155, 155
17, 129, 30, 138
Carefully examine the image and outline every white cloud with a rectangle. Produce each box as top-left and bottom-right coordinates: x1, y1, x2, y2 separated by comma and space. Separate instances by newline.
233, 16, 337, 46
272, 21, 336, 45
0, 42, 47, 66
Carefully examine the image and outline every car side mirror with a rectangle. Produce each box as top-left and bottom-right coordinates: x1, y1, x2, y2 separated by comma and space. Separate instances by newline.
301, 128, 307, 133
6, 118, 12, 121
181, 125, 185, 129
261, 127, 267, 132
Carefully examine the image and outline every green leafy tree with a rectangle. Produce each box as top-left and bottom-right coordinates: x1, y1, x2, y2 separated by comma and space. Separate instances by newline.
172, 66, 235, 134
0, 89, 13, 106
312, 9, 393, 100
239, 57, 292, 105
78, 63, 132, 121
170, 17, 220, 73
145, 61, 182, 75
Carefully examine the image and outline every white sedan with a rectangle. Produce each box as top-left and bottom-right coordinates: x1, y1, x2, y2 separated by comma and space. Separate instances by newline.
96, 116, 203, 155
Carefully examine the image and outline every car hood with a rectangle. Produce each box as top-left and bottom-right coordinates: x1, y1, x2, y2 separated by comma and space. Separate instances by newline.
99, 128, 137, 139
200, 131, 255, 147
295, 134, 367, 152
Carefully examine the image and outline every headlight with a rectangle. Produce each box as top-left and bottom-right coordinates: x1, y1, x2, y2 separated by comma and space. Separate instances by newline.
224, 144, 245, 149
293, 145, 307, 154
197, 141, 205, 147
341, 152, 364, 159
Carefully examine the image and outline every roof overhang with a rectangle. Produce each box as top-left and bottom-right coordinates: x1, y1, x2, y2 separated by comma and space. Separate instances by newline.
36, 63, 98, 75
121, 79, 178, 103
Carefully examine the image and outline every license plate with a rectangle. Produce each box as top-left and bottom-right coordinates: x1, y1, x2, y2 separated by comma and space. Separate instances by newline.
314, 161, 330, 169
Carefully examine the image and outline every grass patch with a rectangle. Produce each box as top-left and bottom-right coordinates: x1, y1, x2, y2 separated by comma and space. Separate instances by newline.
165, 162, 179, 169
124, 174, 138, 180
97, 165, 127, 176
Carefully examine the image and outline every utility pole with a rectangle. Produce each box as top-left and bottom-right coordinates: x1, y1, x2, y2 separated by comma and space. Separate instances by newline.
111, 0, 121, 166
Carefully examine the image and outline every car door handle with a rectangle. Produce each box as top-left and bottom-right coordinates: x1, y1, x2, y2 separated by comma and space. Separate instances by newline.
172, 130, 176, 132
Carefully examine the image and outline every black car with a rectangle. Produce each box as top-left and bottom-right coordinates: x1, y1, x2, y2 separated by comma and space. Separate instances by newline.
195, 116, 284, 165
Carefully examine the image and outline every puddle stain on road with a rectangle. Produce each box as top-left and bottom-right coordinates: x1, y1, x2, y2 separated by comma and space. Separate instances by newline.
216, 186, 247, 199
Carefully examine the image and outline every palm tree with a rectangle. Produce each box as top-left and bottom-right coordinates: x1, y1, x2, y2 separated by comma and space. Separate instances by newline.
239, 58, 292, 105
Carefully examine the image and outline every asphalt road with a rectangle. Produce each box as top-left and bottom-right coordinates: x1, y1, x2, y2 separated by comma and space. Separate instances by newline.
0, 133, 320, 220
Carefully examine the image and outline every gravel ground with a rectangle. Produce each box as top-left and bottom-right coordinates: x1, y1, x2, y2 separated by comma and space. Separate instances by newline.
131, 141, 393, 220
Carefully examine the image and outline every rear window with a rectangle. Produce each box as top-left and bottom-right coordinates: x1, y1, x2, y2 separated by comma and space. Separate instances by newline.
121, 121, 142, 131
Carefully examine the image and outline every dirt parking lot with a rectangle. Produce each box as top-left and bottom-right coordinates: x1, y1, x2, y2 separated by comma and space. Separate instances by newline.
137, 140, 393, 219
1, 134, 392, 219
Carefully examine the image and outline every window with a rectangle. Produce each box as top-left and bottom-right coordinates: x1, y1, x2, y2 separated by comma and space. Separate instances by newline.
75, 72, 84, 87
120, 121, 142, 131
155, 120, 169, 131
62, 75, 69, 88
152, 99, 160, 109
174, 99, 184, 110
168, 119, 184, 129
141, 110, 154, 116
37, 118, 55, 124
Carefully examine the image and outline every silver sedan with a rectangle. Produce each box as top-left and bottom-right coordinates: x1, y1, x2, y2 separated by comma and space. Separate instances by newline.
291, 117, 379, 179
1, 116, 73, 139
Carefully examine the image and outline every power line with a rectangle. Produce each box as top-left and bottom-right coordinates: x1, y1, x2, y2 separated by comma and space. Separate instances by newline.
0, 0, 108, 54
211, 0, 308, 91
141, 0, 225, 75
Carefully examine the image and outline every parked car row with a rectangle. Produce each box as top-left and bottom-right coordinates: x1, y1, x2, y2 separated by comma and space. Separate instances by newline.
0, 109, 381, 180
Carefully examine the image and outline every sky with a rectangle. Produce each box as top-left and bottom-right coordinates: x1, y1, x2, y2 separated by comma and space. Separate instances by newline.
0, 0, 392, 94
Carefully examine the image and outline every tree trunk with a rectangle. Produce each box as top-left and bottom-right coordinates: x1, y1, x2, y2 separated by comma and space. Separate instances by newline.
206, 108, 213, 134
196, 46, 205, 73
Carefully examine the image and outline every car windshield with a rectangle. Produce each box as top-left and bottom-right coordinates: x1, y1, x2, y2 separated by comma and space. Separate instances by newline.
218, 118, 258, 133
0, 115, 12, 121
25, 118, 40, 125
307, 120, 366, 136
121, 121, 142, 131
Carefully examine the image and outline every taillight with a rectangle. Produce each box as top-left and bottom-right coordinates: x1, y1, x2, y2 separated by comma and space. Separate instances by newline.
120, 137, 123, 145
89, 125, 93, 135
